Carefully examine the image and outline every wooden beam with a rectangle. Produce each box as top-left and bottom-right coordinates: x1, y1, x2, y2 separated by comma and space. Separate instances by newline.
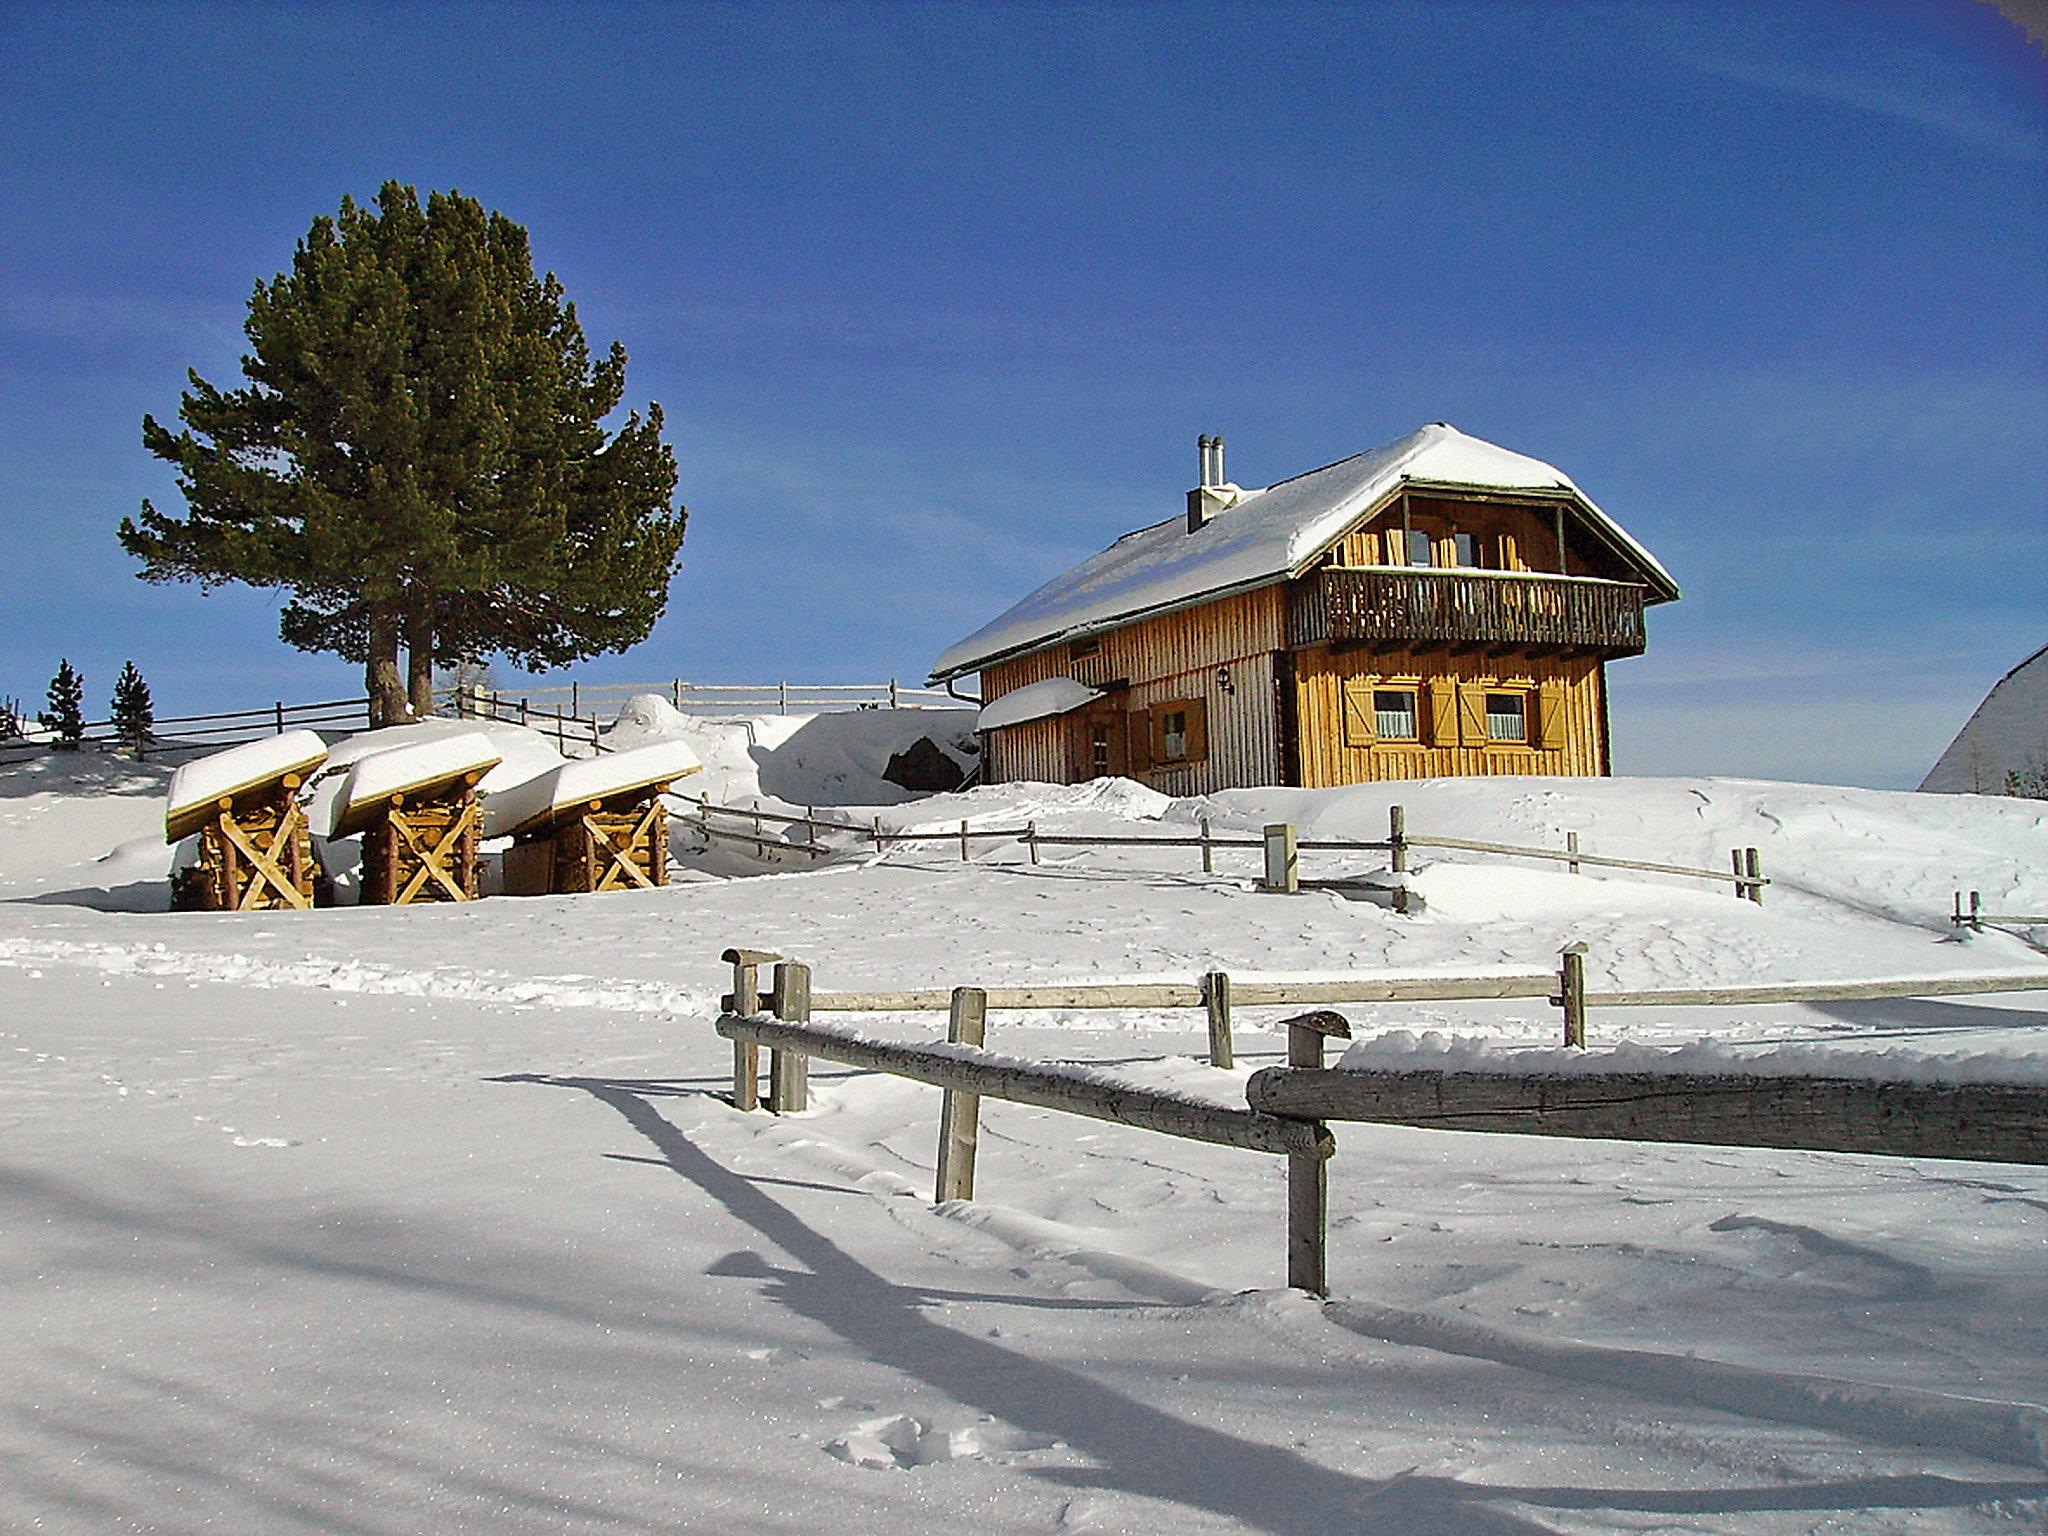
716, 1014, 1322, 1156
1245, 1067, 2048, 1165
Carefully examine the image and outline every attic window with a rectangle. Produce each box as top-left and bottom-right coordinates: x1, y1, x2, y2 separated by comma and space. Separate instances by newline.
1069, 637, 1101, 661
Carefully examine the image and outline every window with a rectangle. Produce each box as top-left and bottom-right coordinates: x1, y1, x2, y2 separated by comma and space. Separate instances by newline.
1484, 692, 1527, 742
1151, 697, 1208, 765
1404, 529, 1432, 567
1089, 726, 1111, 779
1069, 637, 1101, 662
1374, 689, 1418, 740
1453, 531, 1480, 568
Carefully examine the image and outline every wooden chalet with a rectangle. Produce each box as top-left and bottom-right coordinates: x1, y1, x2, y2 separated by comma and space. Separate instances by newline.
931, 425, 1679, 792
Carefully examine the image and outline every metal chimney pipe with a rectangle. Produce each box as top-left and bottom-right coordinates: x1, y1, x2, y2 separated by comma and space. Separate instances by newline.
1213, 435, 1225, 487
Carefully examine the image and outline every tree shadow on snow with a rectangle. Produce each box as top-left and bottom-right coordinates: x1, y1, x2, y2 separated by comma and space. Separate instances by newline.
500, 1072, 2046, 1534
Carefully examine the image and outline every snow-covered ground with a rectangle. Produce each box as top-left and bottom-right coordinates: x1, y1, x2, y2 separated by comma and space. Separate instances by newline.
3, 722, 2047, 1533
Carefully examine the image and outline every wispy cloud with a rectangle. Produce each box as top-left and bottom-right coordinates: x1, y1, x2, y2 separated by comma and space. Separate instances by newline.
1625, 6, 2047, 164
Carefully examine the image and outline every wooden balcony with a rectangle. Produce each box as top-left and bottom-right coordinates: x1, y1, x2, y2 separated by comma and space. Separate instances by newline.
1288, 568, 1647, 656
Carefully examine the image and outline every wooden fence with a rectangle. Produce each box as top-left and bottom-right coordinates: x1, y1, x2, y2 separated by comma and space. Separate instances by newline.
472, 678, 963, 720
714, 945, 2048, 1293
1954, 890, 2048, 934
0, 696, 372, 763
672, 792, 1769, 905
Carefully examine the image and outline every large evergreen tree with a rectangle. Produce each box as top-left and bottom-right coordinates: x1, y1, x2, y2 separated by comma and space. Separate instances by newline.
121, 183, 685, 724
111, 661, 154, 757
40, 660, 85, 748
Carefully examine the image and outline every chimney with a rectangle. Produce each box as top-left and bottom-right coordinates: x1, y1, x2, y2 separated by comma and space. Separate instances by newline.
1187, 433, 1234, 533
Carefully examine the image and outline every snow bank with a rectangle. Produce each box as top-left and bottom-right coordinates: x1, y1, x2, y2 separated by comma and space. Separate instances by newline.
164, 731, 328, 839
605, 693, 978, 807
327, 732, 501, 838
483, 740, 703, 838
976, 677, 1100, 732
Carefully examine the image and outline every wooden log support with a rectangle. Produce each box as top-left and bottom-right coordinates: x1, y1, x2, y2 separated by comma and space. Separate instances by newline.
1566, 830, 1581, 875
1027, 821, 1039, 865
1558, 942, 1589, 1048
1200, 815, 1213, 874
1281, 1010, 1349, 1297
1263, 823, 1299, 894
1388, 804, 1410, 914
935, 987, 988, 1202
1746, 847, 1764, 907
1203, 970, 1234, 1069
1244, 1067, 2048, 1167
768, 961, 811, 1113
1731, 849, 1745, 900
715, 1013, 1321, 1155
723, 947, 778, 1111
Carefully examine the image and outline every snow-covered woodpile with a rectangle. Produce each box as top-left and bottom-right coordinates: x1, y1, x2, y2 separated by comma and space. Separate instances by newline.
328, 733, 501, 904
163, 730, 328, 911
486, 740, 700, 895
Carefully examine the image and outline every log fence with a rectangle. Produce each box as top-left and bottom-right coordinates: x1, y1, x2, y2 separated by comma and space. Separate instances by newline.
714, 943, 2048, 1295
1953, 890, 2048, 935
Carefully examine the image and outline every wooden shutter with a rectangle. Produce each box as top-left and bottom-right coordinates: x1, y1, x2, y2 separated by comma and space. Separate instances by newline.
1426, 680, 1458, 746
1342, 680, 1377, 748
1128, 708, 1153, 774
1535, 681, 1568, 752
1457, 683, 1487, 746
1185, 699, 1209, 762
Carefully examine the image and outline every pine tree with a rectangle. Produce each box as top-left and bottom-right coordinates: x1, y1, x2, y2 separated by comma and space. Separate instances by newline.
40, 660, 85, 748
120, 182, 685, 724
111, 661, 154, 758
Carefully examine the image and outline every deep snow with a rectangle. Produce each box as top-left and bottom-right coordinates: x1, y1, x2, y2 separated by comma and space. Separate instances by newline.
3, 725, 2046, 1534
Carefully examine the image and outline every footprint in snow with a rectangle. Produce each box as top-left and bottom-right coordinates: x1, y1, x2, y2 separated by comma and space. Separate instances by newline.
825, 1413, 1058, 1470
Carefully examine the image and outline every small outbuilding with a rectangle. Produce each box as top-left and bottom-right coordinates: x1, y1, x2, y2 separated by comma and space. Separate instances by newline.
166, 730, 329, 911
931, 424, 1680, 793
331, 733, 502, 904
487, 741, 701, 895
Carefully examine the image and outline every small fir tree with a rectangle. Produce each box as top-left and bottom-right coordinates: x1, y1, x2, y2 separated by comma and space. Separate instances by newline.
0, 695, 23, 741
111, 661, 154, 757
40, 660, 85, 748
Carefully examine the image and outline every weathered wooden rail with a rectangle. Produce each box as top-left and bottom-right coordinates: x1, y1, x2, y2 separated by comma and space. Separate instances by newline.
1287, 566, 1648, 655
713, 946, 2048, 1295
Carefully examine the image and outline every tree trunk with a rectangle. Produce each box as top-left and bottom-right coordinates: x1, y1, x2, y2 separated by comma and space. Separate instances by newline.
406, 588, 435, 719
367, 603, 408, 726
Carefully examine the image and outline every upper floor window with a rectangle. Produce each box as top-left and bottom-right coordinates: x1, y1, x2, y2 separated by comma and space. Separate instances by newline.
1404, 529, 1432, 567
1453, 532, 1480, 568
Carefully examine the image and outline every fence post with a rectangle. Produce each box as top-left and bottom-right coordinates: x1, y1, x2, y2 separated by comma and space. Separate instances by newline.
1263, 823, 1298, 894
1745, 847, 1764, 907
1731, 850, 1745, 898
1283, 1010, 1349, 1297
1567, 831, 1581, 875
1027, 821, 1039, 865
1203, 970, 1234, 1069
673, 678, 683, 709
1559, 942, 1588, 1048
960, 820, 970, 861
571, 681, 579, 718
1200, 815, 1213, 874
769, 961, 811, 1113
779, 680, 788, 715
1971, 890, 1983, 933
890, 678, 901, 710
873, 816, 885, 854
935, 986, 988, 1202
274, 701, 285, 735
722, 948, 774, 1111
1389, 804, 1409, 914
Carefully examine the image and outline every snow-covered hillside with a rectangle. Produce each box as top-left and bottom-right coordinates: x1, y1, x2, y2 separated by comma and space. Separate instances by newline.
3, 738, 2046, 1533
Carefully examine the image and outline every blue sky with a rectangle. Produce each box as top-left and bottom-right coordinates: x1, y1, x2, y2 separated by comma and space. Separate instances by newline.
0, 1, 2041, 788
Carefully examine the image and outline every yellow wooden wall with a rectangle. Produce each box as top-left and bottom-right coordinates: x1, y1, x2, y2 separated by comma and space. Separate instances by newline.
981, 588, 1286, 791
1292, 644, 1606, 785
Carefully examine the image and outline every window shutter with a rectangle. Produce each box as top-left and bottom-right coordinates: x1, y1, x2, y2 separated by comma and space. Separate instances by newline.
1185, 699, 1209, 762
1426, 680, 1458, 746
1342, 680, 1377, 748
1128, 708, 1152, 774
1536, 680, 1568, 752
1457, 682, 1487, 746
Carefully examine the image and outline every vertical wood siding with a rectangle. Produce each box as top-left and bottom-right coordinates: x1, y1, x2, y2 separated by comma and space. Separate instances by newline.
1323, 494, 1623, 579
1292, 645, 1606, 785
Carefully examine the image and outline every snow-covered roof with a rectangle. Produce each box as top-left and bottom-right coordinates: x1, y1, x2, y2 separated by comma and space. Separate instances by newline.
165, 731, 330, 841
484, 740, 704, 839
327, 732, 503, 838
1920, 642, 2048, 795
976, 678, 1102, 733
931, 423, 1679, 681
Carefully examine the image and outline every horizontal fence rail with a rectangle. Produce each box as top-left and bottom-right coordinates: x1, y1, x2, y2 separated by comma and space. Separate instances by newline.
474, 678, 963, 719
1, 697, 372, 761
1244, 1067, 2048, 1166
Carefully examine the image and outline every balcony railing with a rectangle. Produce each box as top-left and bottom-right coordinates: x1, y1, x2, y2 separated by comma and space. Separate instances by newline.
1288, 567, 1647, 655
